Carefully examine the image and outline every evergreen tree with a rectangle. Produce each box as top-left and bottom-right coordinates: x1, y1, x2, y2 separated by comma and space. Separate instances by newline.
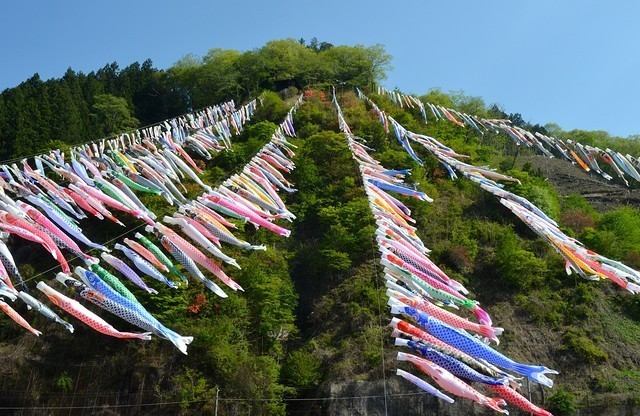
49, 81, 84, 144
0, 39, 394, 157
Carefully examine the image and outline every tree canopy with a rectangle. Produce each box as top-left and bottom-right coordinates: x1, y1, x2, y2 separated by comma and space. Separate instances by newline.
91, 94, 139, 136
0, 39, 391, 160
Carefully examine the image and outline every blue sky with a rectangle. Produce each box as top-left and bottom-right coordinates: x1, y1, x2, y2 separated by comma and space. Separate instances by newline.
2, 0, 639, 137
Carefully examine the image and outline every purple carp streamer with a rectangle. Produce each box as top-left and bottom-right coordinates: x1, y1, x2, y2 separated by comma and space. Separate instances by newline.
333, 90, 555, 415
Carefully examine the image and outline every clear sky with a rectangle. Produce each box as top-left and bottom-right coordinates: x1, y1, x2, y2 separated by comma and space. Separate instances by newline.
2, 0, 639, 137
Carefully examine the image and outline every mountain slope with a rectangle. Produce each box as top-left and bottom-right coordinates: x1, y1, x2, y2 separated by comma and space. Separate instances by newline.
1, 57, 640, 415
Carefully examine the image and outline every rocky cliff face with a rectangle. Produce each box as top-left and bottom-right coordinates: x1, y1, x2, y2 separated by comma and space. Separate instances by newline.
289, 379, 518, 416
307, 380, 640, 416
324, 380, 479, 416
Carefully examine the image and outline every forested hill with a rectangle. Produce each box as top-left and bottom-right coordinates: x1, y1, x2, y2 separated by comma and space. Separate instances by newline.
0, 39, 390, 159
1, 40, 640, 416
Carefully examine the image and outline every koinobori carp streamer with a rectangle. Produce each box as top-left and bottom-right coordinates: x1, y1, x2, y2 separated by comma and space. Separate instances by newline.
334, 90, 555, 415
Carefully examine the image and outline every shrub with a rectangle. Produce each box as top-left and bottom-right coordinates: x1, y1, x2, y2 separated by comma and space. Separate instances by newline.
255, 91, 288, 122
442, 246, 474, 273
563, 329, 608, 363
172, 368, 213, 411
561, 208, 596, 234
282, 350, 322, 387
55, 371, 73, 393
548, 388, 578, 416
495, 230, 548, 291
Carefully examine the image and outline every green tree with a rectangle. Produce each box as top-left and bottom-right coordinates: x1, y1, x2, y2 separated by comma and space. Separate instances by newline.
62, 68, 93, 138
544, 122, 564, 136
450, 90, 488, 116
235, 50, 268, 97
420, 88, 455, 108
307, 37, 334, 52
91, 94, 139, 136
49, 81, 84, 144
256, 39, 316, 90
121, 59, 170, 124
169, 53, 203, 109
363, 44, 393, 84
323, 44, 392, 88
201, 48, 241, 102
254, 91, 288, 122
0, 94, 8, 159
282, 350, 322, 387
12, 74, 53, 157
547, 388, 577, 416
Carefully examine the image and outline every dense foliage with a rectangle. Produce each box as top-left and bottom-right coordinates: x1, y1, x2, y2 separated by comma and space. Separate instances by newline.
352, 89, 640, 410
0, 39, 390, 160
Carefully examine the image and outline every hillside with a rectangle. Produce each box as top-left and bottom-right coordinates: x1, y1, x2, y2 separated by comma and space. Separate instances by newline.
0, 42, 639, 416
517, 155, 640, 211
284, 91, 640, 415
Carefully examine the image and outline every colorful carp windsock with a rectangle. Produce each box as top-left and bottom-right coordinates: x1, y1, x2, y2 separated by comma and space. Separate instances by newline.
36, 281, 151, 340
390, 301, 558, 387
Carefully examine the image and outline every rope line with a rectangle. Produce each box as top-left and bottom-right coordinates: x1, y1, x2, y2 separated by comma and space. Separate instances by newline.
0, 98, 245, 167
332, 91, 390, 416
10, 99, 259, 286
0, 391, 433, 410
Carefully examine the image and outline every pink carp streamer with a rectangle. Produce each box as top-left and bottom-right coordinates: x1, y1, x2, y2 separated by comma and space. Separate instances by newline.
37, 282, 150, 340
